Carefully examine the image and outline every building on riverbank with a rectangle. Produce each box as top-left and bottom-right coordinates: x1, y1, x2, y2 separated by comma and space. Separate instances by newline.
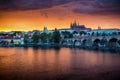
0, 22, 120, 49
91, 28, 120, 36
0, 37, 21, 45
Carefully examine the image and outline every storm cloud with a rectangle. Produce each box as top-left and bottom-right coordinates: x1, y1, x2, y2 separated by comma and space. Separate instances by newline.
73, 0, 120, 15
0, 0, 73, 11
0, 0, 120, 15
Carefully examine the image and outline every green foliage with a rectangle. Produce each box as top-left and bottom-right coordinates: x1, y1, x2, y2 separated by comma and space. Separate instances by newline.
53, 29, 61, 43
32, 32, 40, 43
24, 34, 29, 44
10, 39, 14, 44
40, 32, 54, 43
40, 32, 48, 43
9, 32, 16, 37
47, 33, 53, 42
61, 31, 73, 38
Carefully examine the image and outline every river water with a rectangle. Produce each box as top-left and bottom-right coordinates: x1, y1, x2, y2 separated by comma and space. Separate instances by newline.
0, 47, 120, 80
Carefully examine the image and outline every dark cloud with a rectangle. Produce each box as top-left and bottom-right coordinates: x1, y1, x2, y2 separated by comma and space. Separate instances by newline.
0, 0, 120, 15
0, 0, 72, 11
0, 0, 97, 11
73, 0, 120, 15
41, 12, 48, 18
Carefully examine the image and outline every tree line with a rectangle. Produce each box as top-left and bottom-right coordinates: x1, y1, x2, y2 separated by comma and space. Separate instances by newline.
24, 29, 61, 44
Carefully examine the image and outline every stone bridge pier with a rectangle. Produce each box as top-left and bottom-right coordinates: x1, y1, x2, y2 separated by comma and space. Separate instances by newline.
61, 37, 92, 47
92, 35, 120, 47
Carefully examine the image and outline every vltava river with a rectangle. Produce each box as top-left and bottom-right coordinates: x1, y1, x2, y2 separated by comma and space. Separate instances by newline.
0, 47, 120, 80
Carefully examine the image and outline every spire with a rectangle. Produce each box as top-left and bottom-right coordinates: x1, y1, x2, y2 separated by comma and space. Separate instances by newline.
74, 20, 76, 24
70, 22, 73, 27
73, 20, 77, 26
44, 26, 46, 31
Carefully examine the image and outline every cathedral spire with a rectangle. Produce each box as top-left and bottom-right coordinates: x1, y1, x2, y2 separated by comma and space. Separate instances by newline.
70, 22, 73, 26
74, 20, 76, 24
74, 20, 77, 26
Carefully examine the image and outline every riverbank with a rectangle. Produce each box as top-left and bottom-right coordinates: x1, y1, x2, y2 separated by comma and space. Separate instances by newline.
62, 45, 120, 53
0, 44, 120, 53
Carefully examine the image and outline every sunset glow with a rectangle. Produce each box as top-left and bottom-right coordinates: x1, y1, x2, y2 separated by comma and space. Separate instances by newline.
0, 0, 120, 31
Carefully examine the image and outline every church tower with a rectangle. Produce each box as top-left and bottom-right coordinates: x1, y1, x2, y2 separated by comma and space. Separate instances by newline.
43, 26, 49, 33
73, 20, 77, 26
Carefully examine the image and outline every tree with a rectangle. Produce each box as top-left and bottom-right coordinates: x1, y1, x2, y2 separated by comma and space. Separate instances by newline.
40, 32, 54, 43
47, 33, 53, 42
10, 32, 16, 37
53, 29, 61, 43
32, 32, 40, 43
69, 33, 73, 38
10, 39, 14, 44
61, 31, 73, 38
24, 34, 29, 44
40, 32, 48, 43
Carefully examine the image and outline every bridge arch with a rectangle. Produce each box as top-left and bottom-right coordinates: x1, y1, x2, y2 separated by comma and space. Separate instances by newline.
74, 40, 81, 46
117, 40, 120, 47
108, 38, 118, 47
74, 40, 77, 43
82, 39, 87, 46
67, 39, 74, 45
93, 39, 101, 47
61, 40, 67, 45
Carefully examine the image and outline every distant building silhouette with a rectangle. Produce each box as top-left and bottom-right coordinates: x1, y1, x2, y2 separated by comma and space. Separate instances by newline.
70, 20, 85, 30
70, 20, 91, 31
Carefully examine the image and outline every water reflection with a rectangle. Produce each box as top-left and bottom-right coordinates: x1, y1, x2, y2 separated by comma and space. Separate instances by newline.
0, 47, 120, 80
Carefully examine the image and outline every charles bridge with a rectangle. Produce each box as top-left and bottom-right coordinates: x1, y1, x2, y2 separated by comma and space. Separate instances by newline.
61, 35, 120, 48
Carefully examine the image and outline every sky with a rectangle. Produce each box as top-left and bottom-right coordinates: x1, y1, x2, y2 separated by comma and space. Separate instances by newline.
0, 0, 120, 31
